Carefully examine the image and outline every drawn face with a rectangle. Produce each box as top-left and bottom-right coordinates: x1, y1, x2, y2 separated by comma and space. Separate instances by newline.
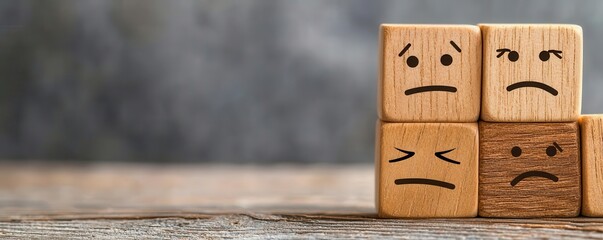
376, 122, 478, 217
508, 143, 563, 187
480, 24, 582, 122
389, 147, 459, 190
378, 25, 481, 122
496, 49, 563, 96
479, 122, 581, 217
397, 40, 463, 96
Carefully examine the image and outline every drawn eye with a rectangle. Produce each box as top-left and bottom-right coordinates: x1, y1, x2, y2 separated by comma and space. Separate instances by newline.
440, 54, 453, 66
546, 146, 557, 156
389, 147, 415, 163
546, 142, 563, 157
539, 51, 550, 61
539, 50, 563, 61
407, 56, 419, 68
511, 146, 522, 157
496, 48, 519, 62
435, 148, 460, 164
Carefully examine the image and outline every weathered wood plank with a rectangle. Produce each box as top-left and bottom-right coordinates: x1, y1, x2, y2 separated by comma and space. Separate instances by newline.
2, 163, 603, 238
4, 214, 603, 239
0, 163, 373, 221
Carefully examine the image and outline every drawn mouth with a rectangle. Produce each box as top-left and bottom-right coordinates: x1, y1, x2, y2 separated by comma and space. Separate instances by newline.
394, 178, 455, 190
404, 85, 457, 95
506, 81, 558, 96
510, 171, 559, 186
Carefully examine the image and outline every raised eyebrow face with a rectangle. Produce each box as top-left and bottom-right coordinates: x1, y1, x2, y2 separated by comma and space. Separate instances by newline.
508, 141, 564, 187
388, 147, 460, 164
509, 142, 564, 157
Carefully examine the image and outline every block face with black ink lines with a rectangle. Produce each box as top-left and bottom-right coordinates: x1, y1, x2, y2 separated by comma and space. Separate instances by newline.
378, 25, 481, 122
479, 122, 580, 218
580, 115, 603, 216
480, 24, 583, 122
375, 121, 478, 218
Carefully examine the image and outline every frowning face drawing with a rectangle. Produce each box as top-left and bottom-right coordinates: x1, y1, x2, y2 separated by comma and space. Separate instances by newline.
480, 24, 583, 122
389, 146, 459, 190
479, 122, 581, 217
376, 122, 478, 218
378, 25, 481, 122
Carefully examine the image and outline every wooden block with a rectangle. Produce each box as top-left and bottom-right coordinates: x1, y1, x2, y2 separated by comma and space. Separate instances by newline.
375, 121, 478, 218
580, 115, 603, 216
378, 25, 481, 122
480, 24, 583, 122
479, 122, 581, 218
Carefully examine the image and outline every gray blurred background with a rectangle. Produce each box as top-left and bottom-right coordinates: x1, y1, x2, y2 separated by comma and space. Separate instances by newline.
0, 0, 601, 163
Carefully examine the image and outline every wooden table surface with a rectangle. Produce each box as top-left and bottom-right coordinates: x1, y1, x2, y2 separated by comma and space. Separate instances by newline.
2, 163, 603, 239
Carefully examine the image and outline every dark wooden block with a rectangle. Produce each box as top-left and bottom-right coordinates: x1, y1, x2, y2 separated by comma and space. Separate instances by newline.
478, 122, 581, 218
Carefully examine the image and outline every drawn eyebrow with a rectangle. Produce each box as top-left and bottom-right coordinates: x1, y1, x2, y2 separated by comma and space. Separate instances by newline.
389, 147, 415, 163
398, 43, 412, 57
450, 41, 461, 52
553, 142, 563, 152
496, 48, 511, 58
434, 148, 460, 165
548, 50, 563, 59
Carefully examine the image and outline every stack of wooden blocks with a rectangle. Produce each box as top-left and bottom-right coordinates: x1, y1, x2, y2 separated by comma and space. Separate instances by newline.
376, 24, 603, 218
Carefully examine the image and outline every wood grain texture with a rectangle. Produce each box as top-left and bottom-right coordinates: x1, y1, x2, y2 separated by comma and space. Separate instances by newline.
0, 164, 373, 220
376, 121, 478, 218
479, 122, 581, 218
6, 215, 603, 239
378, 24, 481, 122
480, 24, 583, 122
3, 164, 603, 238
580, 115, 603, 216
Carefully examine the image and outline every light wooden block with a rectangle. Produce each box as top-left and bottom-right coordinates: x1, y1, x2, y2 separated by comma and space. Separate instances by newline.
580, 115, 603, 216
480, 24, 583, 122
375, 121, 478, 218
378, 25, 481, 122
479, 122, 581, 218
